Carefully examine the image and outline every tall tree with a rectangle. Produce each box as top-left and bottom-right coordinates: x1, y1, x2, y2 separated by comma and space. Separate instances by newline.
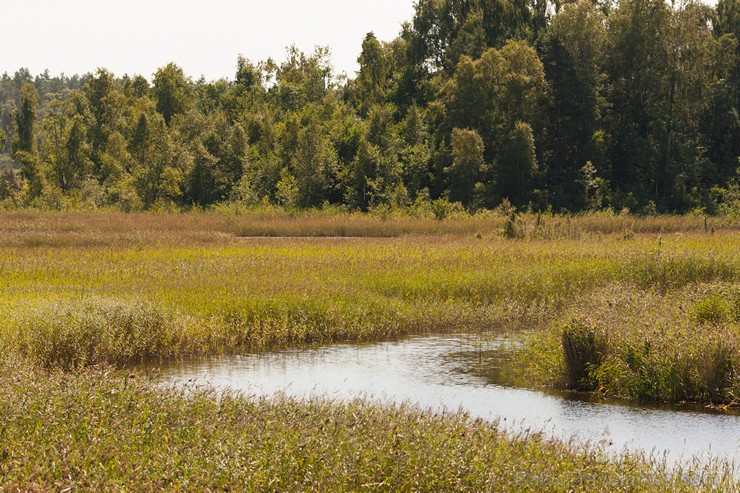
41, 100, 90, 193
13, 83, 43, 201
353, 33, 390, 115
268, 46, 334, 114
446, 127, 486, 206
410, 0, 531, 73
605, 0, 671, 205
153, 63, 191, 126
716, 0, 739, 108
12, 83, 37, 155
543, 0, 606, 209
496, 121, 538, 205
658, 1, 716, 209
83, 69, 123, 173
291, 120, 337, 208
444, 40, 546, 164
704, 0, 740, 189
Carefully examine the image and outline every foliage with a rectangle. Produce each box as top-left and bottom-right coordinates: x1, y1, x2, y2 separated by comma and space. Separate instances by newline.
0, 0, 737, 214
560, 318, 606, 390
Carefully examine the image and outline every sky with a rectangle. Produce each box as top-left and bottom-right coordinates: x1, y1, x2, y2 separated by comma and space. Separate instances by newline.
4, 0, 417, 81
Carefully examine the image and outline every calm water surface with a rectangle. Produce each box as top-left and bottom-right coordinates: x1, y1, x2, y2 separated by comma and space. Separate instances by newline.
148, 334, 740, 466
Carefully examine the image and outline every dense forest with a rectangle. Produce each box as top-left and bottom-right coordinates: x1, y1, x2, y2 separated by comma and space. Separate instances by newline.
0, 0, 738, 214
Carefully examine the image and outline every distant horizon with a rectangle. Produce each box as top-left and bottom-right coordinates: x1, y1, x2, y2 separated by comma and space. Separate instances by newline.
3, 0, 416, 83
1, 50, 360, 84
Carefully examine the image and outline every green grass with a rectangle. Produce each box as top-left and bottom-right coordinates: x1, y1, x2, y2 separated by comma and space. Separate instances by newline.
0, 357, 736, 492
2, 221, 736, 369
0, 212, 737, 373
1, 210, 739, 489
520, 283, 740, 404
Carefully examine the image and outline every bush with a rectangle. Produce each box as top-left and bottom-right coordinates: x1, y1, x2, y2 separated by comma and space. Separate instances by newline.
502, 213, 524, 239
690, 291, 740, 325
431, 197, 453, 220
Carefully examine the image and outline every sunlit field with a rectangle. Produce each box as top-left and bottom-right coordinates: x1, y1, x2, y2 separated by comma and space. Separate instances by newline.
1, 210, 738, 490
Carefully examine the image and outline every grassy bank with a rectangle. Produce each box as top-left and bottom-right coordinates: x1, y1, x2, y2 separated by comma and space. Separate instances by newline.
0, 208, 737, 248
521, 283, 740, 405
0, 357, 736, 492
1, 211, 737, 370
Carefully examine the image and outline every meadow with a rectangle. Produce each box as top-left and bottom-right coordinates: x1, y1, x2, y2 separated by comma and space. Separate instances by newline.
0, 209, 739, 490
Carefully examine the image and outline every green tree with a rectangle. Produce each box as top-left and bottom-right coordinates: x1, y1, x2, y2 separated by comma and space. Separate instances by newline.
64, 118, 89, 192
444, 55, 483, 131
269, 46, 334, 114
703, 0, 740, 188
83, 69, 124, 173
0, 166, 20, 203
446, 128, 486, 206
129, 113, 151, 167
353, 33, 390, 115
12, 83, 37, 155
447, 8, 488, 65
153, 63, 191, 126
398, 105, 433, 198
410, 0, 531, 73
701, 56, 739, 186
349, 136, 379, 210
444, 40, 546, 165
186, 129, 229, 207
40, 100, 69, 191
543, 0, 606, 209
275, 167, 299, 208
716, 0, 739, 108
291, 121, 337, 208
496, 121, 538, 205
605, 0, 671, 204
15, 151, 43, 201
658, 1, 717, 210
133, 114, 179, 207
12, 84, 43, 201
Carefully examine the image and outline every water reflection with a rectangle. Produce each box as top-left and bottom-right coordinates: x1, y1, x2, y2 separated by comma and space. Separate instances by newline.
146, 334, 740, 466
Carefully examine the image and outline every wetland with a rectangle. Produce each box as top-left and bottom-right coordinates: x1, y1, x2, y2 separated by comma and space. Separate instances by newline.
1, 210, 739, 491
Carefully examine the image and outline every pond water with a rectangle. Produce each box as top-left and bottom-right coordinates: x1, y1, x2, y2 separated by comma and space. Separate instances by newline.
146, 334, 740, 467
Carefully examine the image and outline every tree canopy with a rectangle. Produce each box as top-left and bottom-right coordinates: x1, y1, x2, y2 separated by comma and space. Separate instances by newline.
0, 0, 737, 214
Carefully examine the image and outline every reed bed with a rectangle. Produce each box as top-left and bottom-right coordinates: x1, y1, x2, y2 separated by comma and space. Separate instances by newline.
1, 210, 739, 490
0, 209, 736, 248
0, 357, 736, 492
1, 211, 737, 372
521, 283, 740, 404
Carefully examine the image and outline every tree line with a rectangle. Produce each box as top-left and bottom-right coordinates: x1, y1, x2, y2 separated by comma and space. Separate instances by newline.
0, 0, 738, 214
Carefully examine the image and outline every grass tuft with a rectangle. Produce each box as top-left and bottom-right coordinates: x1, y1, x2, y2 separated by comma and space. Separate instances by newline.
561, 318, 606, 391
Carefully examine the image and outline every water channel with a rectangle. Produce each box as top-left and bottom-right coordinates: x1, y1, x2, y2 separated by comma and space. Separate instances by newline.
147, 334, 740, 467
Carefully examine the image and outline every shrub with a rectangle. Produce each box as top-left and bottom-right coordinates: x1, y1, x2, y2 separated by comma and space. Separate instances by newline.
691, 293, 738, 325
502, 212, 524, 239
430, 197, 453, 220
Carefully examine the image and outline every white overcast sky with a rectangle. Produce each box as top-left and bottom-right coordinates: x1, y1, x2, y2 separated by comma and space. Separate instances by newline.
4, 0, 416, 81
